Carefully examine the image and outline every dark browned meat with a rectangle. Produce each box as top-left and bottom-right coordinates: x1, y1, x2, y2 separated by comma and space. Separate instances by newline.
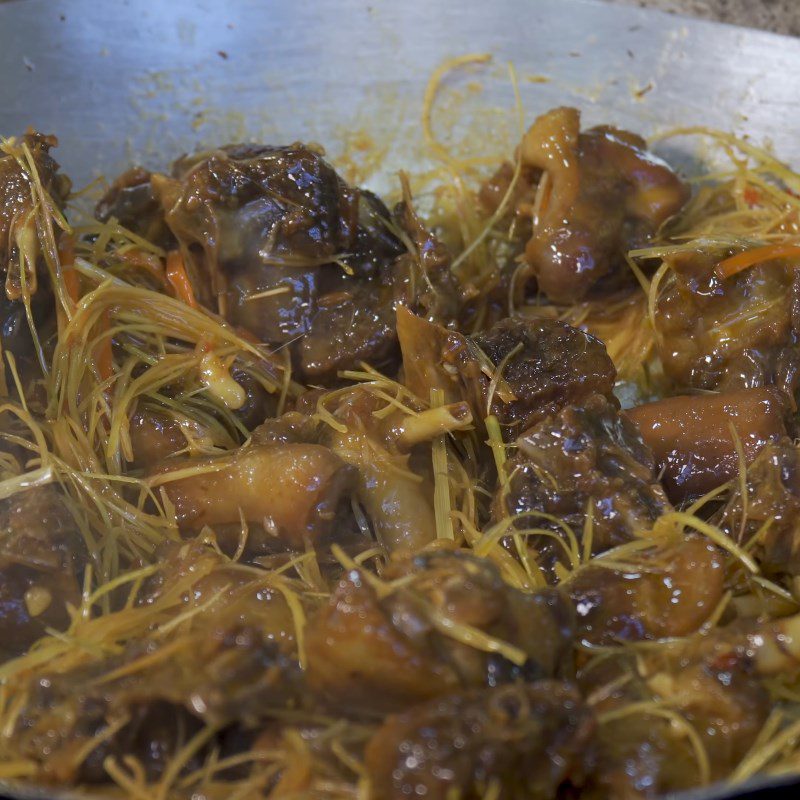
568, 537, 725, 645
17, 628, 301, 784
128, 406, 188, 468
228, 364, 279, 430
472, 315, 617, 434
391, 174, 461, 323
497, 395, 670, 566
0, 486, 86, 659
588, 714, 702, 799
0, 290, 53, 373
95, 166, 172, 246
305, 550, 575, 713
626, 387, 789, 502
635, 635, 769, 786
397, 307, 616, 440
0, 132, 69, 376
14, 541, 303, 784
715, 438, 800, 575
520, 107, 689, 303
148, 143, 407, 381
365, 681, 595, 800
654, 250, 800, 396
581, 636, 768, 798
294, 281, 398, 378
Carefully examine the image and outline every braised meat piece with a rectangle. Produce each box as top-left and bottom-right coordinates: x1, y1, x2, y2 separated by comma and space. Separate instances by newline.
497, 395, 670, 566
149, 438, 355, 551
626, 387, 789, 502
391, 174, 461, 323
321, 385, 439, 553
95, 166, 172, 246
581, 633, 769, 797
13, 543, 303, 784
0, 290, 53, 374
472, 315, 617, 433
305, 550, 574, 713
146, 143, 407, 382
519, 107, 689, 303
715, 437, 800, 576
365, 681, 595, 800
397, 307, 616, 440
0, 132, 69, 376
568, 537, 725, 645
654, 249, 800, 396
1, 131, 69, 291
0, 486, 86, 659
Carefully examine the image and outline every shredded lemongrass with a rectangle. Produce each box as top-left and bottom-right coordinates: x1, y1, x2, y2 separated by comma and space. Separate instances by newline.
652, 512, 759, 574
430, 388, 455, 541
423, 603, 528, 666
450, 62, 525, 272
731, 717, 800, 783
484, 341, 522, 418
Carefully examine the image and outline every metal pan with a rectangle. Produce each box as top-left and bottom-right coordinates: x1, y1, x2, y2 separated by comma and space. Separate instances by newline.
0, 0, 799, 797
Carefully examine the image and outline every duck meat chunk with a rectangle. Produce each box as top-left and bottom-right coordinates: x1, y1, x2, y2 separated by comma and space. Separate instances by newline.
626, 387, 789, 502
568, 537, 725, 646
714, 437, 800, 576
147, 143, 408, 382
391, 174, 461, 323
365, 681, 595, 800
496, 394, 670, 568
397, 307, 616, 440
0, 486, 86, 659
654, 249, 800, 396
471, 315, 617, 435
95, 166, 172, 247
519, 107, 689, 303
149, 440, 354, 551
305, 550, 574, 713
321, 386, 438, 553
1, 131, 70, 294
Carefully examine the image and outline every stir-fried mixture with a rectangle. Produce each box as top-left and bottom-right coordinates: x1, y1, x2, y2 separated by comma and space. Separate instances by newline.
3, 83, 800, 800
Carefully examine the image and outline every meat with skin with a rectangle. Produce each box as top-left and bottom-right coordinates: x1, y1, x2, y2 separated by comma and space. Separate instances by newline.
150, 440, 355, 551
390, 174, 461, 323
305, 550, 575, 713
471, 314, 618, 435
397, 307, 617, 441
95, 166, 172, 247
128, 406, 189, 468
520, 107, 689, 303
497, 394, 670, 568
0, 486, 86, 659
365, 681, 596, 800
0, 132, 69, 377
147, 143, 408, 382
12, 542, 303, 784
0, 289, 54, 376
568, 537, 725, 645
1, 131, 70, 291
579, 636, 767, 798
625, 387, 789, 502
715, 437, 800, 576
322, 386, 439, 553
578, 607, 800, 797
654, 249, 800, 397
